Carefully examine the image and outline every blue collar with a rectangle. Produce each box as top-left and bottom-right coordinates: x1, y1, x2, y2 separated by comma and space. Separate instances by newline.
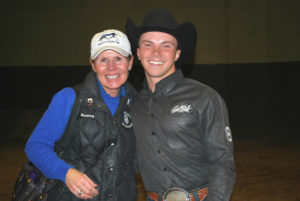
97, 79, 126, 98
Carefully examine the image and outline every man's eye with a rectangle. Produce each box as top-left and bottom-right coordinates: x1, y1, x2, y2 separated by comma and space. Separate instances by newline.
144, 43, 151, 47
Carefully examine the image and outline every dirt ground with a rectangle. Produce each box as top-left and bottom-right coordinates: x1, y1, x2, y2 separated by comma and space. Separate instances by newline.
1, 141, 300, 201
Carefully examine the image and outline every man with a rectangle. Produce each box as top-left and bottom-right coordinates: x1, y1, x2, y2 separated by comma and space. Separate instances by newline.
126, 9, 236, 201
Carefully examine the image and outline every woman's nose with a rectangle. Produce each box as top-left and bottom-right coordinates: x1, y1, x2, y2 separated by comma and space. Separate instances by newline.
107, 61, 116, 70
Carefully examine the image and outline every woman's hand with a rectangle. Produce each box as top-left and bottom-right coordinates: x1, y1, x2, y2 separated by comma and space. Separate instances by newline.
65, 168, 99, 199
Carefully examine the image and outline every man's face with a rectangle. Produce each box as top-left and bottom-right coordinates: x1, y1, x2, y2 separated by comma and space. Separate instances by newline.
137, 31, 181, 83
90, 50, 133, 97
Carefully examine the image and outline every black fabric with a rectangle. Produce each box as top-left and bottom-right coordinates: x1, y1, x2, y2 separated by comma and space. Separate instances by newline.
47, 71, 137, 201
125, 8, 197, 68
10, 161, 55, 201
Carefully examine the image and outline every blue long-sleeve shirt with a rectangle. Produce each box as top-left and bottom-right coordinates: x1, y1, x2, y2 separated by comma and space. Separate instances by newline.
25, 80, 125, 183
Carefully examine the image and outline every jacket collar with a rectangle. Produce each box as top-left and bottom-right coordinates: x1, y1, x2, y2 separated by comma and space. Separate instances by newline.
143, 69, 184, 96
81, 71, 101, 98
80, 71, 136, 107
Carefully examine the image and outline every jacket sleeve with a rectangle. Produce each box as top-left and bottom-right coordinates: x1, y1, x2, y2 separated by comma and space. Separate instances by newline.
202, 93, 236, 201
25, 87, 75, 183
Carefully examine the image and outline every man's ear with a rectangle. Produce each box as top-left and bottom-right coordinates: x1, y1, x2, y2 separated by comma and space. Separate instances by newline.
137, 48, 141, 60
175, 49, 181, 61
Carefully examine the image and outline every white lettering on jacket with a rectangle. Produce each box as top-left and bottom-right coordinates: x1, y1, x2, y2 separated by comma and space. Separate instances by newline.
171, 104, 192, 114
80, 113, 95, 119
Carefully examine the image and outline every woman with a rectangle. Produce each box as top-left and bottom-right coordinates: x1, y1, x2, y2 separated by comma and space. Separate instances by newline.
25, 29, 137, 201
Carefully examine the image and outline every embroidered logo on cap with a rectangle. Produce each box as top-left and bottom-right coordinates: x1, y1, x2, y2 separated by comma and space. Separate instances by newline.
98, 33, 119, 45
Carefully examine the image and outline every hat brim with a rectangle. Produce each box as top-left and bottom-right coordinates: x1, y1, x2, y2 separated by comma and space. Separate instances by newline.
125, 18, 197, 67
177, 22, 197, 67
91, 46, 131, 60
125, 18, 139, 59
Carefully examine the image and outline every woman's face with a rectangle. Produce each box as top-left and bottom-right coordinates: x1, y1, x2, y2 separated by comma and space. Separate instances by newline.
90, 50, 133, 97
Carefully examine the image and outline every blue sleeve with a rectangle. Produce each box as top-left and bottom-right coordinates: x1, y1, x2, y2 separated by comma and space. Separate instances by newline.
25, 87, 76, 183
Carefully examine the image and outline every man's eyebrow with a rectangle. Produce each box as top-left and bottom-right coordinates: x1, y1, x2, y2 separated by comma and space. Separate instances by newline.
161, 41, 176, 45
139, 40, 176, 45
139, 40, 152, 44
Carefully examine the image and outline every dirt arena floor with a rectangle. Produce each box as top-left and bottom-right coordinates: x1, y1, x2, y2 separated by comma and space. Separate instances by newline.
1, 140, 300, 201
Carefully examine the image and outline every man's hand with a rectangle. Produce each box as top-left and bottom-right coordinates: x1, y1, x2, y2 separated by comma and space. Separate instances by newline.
65, 168, 99, 199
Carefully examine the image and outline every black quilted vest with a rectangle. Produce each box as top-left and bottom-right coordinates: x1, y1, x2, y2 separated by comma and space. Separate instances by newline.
48, 71, 137, 201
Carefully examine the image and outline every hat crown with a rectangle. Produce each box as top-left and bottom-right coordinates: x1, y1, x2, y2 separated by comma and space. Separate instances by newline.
142, 9, 178, 30
90, 29, 132, 60
125, 9, 197, 68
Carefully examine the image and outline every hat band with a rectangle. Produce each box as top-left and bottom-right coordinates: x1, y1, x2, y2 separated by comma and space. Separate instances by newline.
91, 46, 130, 60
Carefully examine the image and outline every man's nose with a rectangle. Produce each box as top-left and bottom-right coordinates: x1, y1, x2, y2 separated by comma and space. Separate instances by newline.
152, 46, 161, 56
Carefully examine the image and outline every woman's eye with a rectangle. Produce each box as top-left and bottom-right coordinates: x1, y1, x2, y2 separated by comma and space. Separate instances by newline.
100, 58, 107, 62
115, 57, 122, 61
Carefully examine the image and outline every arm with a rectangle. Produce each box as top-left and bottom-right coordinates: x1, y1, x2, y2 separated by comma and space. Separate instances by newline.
25, 87, 99, 199
25, 87, 76, 182
203, 93, 236, 201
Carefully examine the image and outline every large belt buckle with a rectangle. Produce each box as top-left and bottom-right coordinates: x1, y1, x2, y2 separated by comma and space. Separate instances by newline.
163, 187, 191, 201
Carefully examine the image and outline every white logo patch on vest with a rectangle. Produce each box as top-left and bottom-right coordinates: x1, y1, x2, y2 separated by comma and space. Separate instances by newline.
122, 111, 133, 128
171, 104, 192, 114
87, 98, 94, 104
225, 126, 232, 142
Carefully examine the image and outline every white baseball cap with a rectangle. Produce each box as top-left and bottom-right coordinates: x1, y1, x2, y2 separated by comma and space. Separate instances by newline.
90, 29, 132, 60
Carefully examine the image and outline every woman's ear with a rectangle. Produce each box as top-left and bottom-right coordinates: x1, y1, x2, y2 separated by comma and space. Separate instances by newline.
128, 56, 134, 71
89, 59, 96, 72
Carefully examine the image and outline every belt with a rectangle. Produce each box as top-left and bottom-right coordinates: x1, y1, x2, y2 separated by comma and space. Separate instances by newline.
147, 187, 208, 201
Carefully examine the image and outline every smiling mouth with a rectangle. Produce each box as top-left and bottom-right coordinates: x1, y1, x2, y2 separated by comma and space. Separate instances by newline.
106, 74, 119, 79
149, 60, 163, 65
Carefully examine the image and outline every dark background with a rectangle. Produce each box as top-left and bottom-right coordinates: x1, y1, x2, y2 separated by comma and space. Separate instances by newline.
1, 61, 299, 141
1, 1, 300, 141
1, 2, 299, 200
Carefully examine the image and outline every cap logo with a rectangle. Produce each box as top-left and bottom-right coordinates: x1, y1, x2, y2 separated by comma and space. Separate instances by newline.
98, 32, 119, 46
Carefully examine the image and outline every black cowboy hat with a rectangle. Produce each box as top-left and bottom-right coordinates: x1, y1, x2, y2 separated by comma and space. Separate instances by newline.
125, 8, 197, 68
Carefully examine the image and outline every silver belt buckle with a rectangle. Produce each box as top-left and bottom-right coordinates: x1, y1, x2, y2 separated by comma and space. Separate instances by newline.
163, 187, 191, 201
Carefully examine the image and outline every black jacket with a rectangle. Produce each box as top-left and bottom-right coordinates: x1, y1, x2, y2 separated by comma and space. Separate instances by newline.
131, 69, 235, 201
49, 71, 137, 201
